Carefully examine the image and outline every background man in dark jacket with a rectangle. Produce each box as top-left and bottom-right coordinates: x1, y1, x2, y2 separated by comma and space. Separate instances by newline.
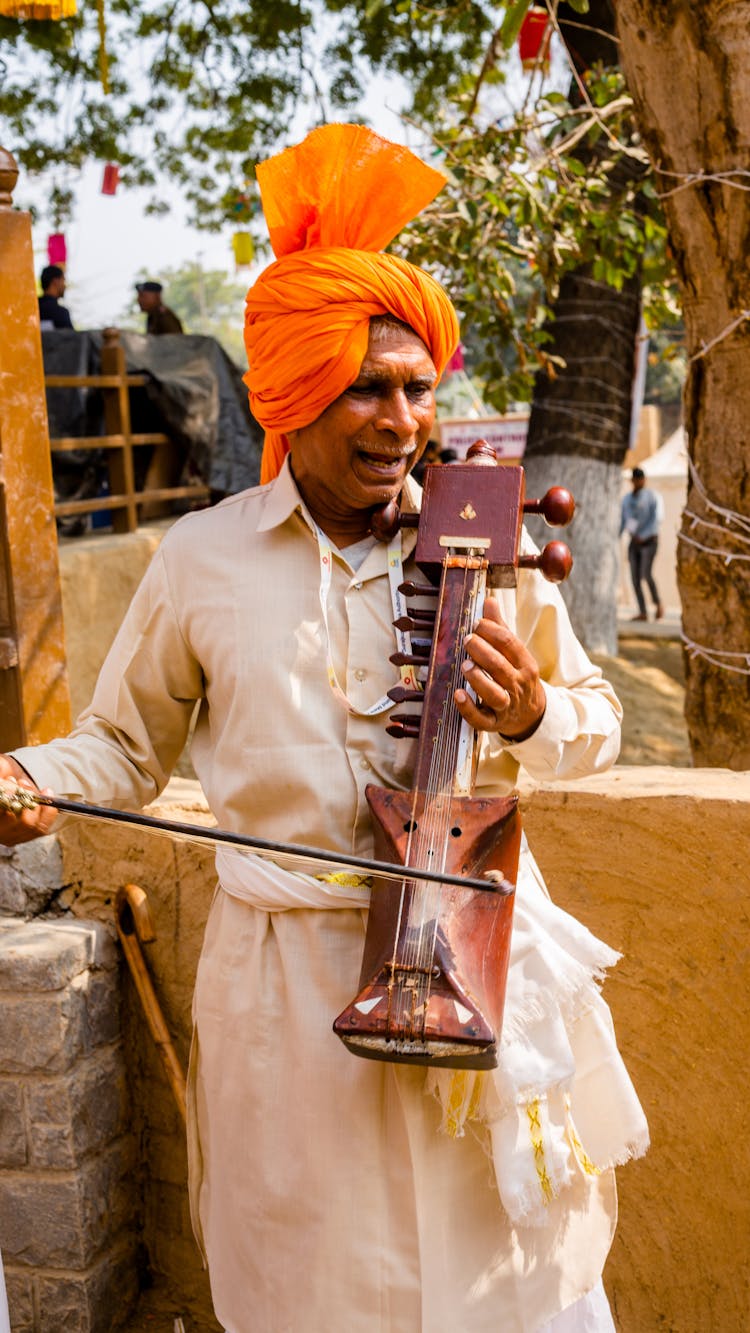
38, 265, 74, 329
136, 280, 184, 335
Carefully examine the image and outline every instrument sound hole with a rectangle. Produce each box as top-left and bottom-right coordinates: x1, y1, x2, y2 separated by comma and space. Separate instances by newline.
403, 820, 418, 832
450, 826, 462, 837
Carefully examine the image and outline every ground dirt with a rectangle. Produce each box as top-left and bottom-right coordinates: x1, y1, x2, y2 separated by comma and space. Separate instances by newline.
595, 633, 690, 766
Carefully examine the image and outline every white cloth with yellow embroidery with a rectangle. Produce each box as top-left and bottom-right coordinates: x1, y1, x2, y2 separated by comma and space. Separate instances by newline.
13, 458, 648, 1333
214, 837, 647, 1237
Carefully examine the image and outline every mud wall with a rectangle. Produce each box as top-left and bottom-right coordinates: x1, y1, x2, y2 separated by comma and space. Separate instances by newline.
51, 766, 750, 1332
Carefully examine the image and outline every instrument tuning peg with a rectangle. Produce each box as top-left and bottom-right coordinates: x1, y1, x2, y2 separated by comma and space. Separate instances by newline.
387, 685, 424, 704
386, 719, 422, 740
393, 612, 435, 632
398, 581, 439, 598
370, 504, 420, 542
523, 487, 575, 527
390, 645, 430, 666
466, 440, 499, 466
518, 540, 573, 583
370, 501, 401, 543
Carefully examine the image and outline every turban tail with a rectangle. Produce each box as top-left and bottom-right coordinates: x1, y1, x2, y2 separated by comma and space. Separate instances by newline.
243, 123, 459, 483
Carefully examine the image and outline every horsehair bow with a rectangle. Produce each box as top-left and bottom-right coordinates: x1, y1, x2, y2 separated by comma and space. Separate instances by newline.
0, 784, 511, 895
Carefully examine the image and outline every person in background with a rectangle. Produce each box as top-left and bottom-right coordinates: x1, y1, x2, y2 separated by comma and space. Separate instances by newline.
411, 436, 442, 485
620, 466, 664, 622
135, 281, 184, 335
38, 265, 74, 330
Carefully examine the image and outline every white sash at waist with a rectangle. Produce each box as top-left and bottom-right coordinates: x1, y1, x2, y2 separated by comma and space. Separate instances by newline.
215, 846, 371, 912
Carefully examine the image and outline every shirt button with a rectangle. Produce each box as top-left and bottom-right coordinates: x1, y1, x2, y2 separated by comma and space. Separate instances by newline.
359, 757, 370, 770
353, 581, 363, 591
354, 668, 366, 681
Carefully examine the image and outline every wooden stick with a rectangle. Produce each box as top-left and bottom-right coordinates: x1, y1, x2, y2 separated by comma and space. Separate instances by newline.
116, 884, 187, 1124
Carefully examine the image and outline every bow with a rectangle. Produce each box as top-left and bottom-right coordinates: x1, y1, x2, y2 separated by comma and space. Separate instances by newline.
0, 785, 511, 895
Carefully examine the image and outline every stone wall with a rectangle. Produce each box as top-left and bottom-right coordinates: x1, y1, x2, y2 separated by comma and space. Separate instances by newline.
0, 908, 138, 1332
57, 783, 219, 1329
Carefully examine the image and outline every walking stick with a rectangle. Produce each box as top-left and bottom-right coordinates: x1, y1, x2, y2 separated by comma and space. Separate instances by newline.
115, 883, 187, 1124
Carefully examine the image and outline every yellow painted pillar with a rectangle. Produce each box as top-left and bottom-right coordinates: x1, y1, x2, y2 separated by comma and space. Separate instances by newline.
0, 146, 71, 749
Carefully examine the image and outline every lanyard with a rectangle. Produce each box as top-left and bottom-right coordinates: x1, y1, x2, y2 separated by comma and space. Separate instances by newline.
314, 522, 422, 717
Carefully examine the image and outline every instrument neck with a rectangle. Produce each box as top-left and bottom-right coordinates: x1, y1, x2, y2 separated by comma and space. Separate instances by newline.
412, 554, 488, 796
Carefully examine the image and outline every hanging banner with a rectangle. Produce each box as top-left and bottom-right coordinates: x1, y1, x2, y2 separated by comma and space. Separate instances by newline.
438, 413, 530, 461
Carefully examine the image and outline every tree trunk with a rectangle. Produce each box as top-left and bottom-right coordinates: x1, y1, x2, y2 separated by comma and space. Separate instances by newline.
617, 1, 750, 767
524, 1, 640, 657
524, 269, 642, 656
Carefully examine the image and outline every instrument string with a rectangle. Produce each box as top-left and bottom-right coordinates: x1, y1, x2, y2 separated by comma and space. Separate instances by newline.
406, 556, 482, 1034
419, 559, 479, 1003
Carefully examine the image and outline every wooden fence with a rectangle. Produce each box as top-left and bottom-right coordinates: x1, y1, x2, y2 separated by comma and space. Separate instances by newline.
48, 327, 211, 535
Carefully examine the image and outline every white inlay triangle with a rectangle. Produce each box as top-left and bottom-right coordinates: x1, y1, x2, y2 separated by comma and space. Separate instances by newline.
355, 998, 381, 1014
454, 1001, 473, 1024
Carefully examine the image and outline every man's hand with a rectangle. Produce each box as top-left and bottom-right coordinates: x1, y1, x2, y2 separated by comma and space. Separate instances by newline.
454, 597, 546, 741
0, 755, 57, 846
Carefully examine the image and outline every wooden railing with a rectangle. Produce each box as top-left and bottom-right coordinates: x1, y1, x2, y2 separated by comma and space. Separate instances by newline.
48, 326, 211, 534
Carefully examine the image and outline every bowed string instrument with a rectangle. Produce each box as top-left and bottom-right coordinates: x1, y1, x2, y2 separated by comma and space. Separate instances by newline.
333, 440, 574, 1071
0, 442, 572, 1074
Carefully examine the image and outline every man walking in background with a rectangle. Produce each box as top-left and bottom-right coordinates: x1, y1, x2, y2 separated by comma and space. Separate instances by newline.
621, 466, 664, 621
135, 280, 184, 335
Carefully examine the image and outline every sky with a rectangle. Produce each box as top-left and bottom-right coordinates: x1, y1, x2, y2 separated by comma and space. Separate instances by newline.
17, 27, 550, 335
23, 87, 408, 332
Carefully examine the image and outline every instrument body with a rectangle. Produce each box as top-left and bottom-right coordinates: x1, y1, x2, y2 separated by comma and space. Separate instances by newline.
333, 445, 573, 1070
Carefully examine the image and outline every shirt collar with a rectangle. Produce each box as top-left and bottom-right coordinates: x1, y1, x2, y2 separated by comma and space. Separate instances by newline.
257, 452, 423, 560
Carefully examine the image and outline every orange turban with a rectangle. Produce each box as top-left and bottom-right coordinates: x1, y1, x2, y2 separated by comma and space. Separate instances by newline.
244, 123, 460, 484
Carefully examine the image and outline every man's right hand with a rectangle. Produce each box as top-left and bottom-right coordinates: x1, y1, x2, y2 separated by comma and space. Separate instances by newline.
0, 755, 58, 846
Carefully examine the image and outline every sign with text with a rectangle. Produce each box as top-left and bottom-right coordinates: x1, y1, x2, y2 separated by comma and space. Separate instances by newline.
438, 413, 529, 461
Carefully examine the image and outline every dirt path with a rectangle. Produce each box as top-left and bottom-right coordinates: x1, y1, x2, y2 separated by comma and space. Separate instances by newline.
594, 633, 690, 767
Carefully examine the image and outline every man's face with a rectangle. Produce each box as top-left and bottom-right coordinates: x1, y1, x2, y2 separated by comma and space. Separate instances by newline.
49, 275, 65, 298
137, 290, 160, 312
632, 475, 645, 492
288, 323, 437, 522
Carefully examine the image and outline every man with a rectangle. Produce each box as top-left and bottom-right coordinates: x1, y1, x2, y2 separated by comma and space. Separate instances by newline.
38, 264, 74, 329
0, 125, 647, 1332
135, 280, 184, 335
621, 466, 664, 621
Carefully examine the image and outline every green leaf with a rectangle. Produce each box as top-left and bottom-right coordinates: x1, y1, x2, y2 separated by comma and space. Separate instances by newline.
499, 0, 533, 51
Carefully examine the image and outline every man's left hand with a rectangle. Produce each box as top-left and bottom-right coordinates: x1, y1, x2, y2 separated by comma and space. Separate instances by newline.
454, 597, 546, 741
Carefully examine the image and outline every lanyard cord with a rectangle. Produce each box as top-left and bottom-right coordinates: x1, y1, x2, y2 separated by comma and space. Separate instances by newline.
314, 522, 421, 716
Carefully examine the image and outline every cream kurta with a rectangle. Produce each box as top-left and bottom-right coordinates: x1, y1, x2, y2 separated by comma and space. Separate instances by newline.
15, 459, 647, 1332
